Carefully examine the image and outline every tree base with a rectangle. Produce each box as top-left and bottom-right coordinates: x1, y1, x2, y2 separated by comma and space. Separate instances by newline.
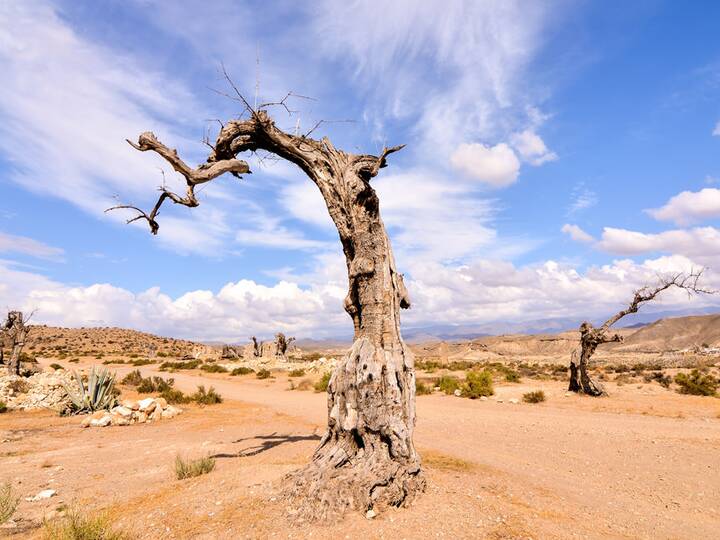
568, 361, 606, 396
282, 450, 425, 521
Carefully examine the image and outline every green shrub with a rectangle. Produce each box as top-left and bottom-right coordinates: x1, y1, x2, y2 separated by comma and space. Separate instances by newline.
415, 359, 442, 371
674, 370, 718, 396
42, 507, 128, 540
288, 368, 305, 377
175, 455, 215, 480
64, 367, 118, 414
314, 372, 331, 393
159, 388, 192, 405
192, 385, 223, 405
256, 368, 272, 379
49, 363, 63, 371
415, 380, 432, 395
447, 360, 474, 371
230, 367, 254, 376
643, 371, 672, 388
130, 359, 154, 367
120, 369, 143, 386
301, 352, 323, 362
200, 364, 228, 373
0, 402, 7, 414
159, 360, 201, 371
504, 369, 521, 383
157, 351, 168, 358
0, 482, 18, 524
137, 376, 174, 394
437, 375, 460, 395
462, 370, 494, 398
522, 390, 546, 403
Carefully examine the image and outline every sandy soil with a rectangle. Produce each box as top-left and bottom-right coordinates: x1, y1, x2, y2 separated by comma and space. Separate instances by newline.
2, 361, 719, 539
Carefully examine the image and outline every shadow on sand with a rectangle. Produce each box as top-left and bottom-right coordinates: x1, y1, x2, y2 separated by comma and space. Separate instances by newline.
211, 432, 321, 459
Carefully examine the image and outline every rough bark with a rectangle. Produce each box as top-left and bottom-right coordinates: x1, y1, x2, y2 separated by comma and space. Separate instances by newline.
569, 271, 711, 396
3, 311, 29, 376
111, 103, 424, 519
275, 332, 295, 358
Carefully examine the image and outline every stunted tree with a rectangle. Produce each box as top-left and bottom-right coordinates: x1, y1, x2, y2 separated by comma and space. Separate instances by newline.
1, 311, 29, 376
569, 270, 712, 396
108, 80, 424, 519
274, 332, 295, 357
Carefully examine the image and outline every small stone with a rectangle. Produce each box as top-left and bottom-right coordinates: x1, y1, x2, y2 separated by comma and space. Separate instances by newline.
480, 396, 488, 401
508, 398, 519, 404
135, 412, 148, 424
112, 406, 133, 418
122, 399, 139, 410
25, 489, 57, 502
90, 415, 112, 427
365, 509, 376, 519
80, 417, 91, 428
453, 389, 462, 397
155, 397, 168, 409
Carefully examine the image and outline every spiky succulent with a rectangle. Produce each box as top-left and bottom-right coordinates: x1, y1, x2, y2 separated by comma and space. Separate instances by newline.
64, 367, 118, 414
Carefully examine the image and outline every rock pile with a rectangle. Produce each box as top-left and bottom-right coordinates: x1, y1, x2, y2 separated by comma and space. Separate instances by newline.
0, 371, 72, 411
81, 397, 182, 427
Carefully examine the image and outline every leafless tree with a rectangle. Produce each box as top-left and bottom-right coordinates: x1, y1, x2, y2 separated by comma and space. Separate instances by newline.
1, 311, 30, 376
108, 82, 424, 519
569, 270, 713, 396
274, 332, 295, 357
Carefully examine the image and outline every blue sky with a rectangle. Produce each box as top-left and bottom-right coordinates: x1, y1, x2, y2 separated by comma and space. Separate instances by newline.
1, 0, 719, 341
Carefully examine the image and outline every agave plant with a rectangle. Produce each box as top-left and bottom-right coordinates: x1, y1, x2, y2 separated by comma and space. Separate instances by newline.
64, 367, 118, 414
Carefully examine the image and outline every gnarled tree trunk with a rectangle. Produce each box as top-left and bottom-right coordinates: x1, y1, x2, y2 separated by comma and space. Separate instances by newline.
568, 271, 710, 396
111, 99, 425, 519
3, 311, 28, 376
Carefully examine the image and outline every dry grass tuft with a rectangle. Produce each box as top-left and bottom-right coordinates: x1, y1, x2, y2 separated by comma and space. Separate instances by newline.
42, 507, 129, 540
175, 455, 216, 480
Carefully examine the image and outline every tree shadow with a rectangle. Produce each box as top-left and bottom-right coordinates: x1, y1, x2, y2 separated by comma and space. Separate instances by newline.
211, 432, 321, 459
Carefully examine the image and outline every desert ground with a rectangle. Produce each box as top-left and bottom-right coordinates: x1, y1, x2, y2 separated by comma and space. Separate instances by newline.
2, 317, 720, 539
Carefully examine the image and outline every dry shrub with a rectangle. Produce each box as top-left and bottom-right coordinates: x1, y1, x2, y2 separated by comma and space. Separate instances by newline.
314, 372, 331, 392
415, 380, 432, 395
175, 455, 215, 480
674, 369, 718, 396
0, 483, 19, 524
463, 370, 494, 398
42, 507, 128, 540
522, 390, 546, 403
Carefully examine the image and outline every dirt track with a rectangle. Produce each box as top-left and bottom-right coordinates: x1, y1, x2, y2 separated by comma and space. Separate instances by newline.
2, 363, 720, 539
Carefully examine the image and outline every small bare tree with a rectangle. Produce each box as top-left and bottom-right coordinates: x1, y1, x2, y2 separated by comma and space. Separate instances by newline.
108, 80, 424, 519
2, 311, 30, 376
569, 270, 712, 396
274, 332, 295, 357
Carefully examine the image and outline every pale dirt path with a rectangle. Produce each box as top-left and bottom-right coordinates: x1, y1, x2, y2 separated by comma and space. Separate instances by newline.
121, 365, 720, 539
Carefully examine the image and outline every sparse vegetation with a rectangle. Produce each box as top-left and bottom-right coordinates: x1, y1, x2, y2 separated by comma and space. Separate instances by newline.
7, 379, 29, 393
230, 367, 254, 376
120, 369, 143, 386
437, 375, 460, 395
288, 368, 306, 377
462, 370, 494, 398
415, 380, 432, 395
314, 372, 331, 392
674, 369, 718, 396
522, 390, 546, 403
200, 363, 229, 373
159, 360, 201, 371
175, 455, 215, 480
256, 368, 272, 379
49, 363, 63, 371
159, 388, 192, 405
42, 507, 128, 540
0, 402, 7, 414
130, 358, 154, 366
192, 385, 223, 405
504, 369, 521, 383
0, 482, 18, 524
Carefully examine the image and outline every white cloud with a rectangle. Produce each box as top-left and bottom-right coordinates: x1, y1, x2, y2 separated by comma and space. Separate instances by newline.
646, 188, 720, 226
561, 224, 594, 244
713, 121, 720, 136
450, 143, 520, 188
567, 184, 598, 215
0, 232, 64, 261
510, 130, 557, 165
597, 226, 720, 267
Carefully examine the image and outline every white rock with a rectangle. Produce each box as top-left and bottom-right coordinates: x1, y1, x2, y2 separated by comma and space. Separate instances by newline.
365, 508, 376, 519
112, 406, 133, 417
453, 389, 462, 397
137, 397, 156, 411
90, 415, 111, 427
508, 398, 519, 404
25, 489, 57, 502
480, 396, 488, 401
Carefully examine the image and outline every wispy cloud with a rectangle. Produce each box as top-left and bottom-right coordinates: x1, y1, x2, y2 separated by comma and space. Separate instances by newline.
567, 183, 598, 215
0, 232, 65, 262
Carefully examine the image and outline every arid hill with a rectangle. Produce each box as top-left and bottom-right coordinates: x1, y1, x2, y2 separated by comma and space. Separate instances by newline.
611, 313, 720, 353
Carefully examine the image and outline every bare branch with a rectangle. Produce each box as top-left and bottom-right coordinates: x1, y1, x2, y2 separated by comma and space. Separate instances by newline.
600, 268, 713, 331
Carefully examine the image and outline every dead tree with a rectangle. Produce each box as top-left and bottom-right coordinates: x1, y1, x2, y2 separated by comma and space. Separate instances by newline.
250, 336, 261, 357
108, 87, 424, 519
274, 332, 295, 357
2, 311, 29, 376
569, 270, 712, 396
